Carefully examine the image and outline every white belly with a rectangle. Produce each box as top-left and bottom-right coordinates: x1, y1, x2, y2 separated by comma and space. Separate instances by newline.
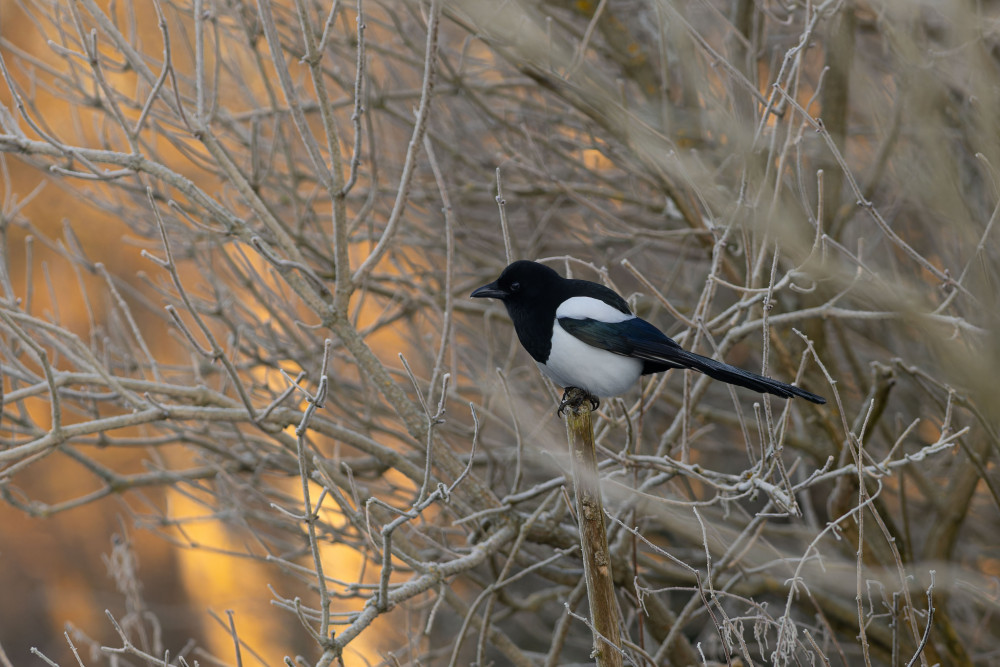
539, 321, 643, 397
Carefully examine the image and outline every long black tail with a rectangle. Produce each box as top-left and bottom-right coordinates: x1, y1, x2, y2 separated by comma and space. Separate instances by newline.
676, 348, 825, 404
651, 347, 826, 404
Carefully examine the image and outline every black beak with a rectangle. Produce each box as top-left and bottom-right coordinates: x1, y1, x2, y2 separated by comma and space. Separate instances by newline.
470, 281, 506, 300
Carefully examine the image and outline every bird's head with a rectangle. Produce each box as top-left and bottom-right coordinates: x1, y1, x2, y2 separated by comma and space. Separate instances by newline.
470, 260, 561, 306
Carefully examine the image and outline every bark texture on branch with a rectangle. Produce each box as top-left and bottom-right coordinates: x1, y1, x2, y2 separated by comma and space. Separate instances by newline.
564, 387, 624, 667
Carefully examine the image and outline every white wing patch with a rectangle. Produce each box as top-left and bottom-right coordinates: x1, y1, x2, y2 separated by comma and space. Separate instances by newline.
555, 296, 633, 323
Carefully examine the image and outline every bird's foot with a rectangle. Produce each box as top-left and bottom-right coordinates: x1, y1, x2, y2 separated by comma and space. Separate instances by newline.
557, 387, 600, 417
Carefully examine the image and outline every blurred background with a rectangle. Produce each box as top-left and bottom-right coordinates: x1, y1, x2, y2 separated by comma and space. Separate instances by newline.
1, 0, 999, 665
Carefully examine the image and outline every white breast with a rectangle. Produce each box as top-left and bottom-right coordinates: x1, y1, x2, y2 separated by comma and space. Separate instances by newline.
539, 319, 643, 398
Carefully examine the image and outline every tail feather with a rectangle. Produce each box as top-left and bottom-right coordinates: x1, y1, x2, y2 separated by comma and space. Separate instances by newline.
638, 345, 826, 404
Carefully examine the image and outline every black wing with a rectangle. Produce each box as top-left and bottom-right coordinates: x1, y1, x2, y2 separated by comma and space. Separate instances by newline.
558, 317, 826, 404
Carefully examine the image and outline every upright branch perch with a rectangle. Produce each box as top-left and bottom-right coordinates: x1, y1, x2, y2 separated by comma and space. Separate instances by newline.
563, 387, 624, 667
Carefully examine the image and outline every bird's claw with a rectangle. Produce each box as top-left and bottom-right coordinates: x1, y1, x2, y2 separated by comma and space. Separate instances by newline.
557, 394, 573, 417
557, 388, 600, 417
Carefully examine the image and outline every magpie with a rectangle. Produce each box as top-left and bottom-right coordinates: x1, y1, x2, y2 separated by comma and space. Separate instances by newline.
471, 260, 826, 407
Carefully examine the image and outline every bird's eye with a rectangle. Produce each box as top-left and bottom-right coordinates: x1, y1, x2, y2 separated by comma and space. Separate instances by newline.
510, 282, 521, 292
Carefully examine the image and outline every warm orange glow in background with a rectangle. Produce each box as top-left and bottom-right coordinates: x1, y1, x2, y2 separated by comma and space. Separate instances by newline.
4, 0, 999, 664
0, 0, 396, 662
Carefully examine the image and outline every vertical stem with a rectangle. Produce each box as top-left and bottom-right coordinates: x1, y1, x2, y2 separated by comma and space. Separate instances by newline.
193, 0, 205, 122
564, 387, 623, 667
820, 0, 855, 239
